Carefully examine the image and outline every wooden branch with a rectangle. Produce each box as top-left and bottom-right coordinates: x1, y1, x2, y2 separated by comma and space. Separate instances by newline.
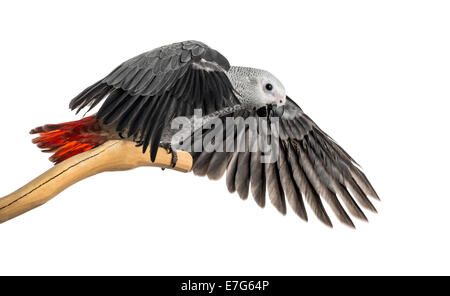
0, 140, 193, 223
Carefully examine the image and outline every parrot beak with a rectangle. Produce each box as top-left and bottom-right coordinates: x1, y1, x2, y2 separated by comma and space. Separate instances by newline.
256, 105, 268, 117
256, 104, 277, 130
256, 104, 281, 118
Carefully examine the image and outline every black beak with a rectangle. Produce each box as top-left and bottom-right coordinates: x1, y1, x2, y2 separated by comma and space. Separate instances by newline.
256, 104, 276, 117
256, 105, 268, 117
256, 104, 282, 118
256, 104, 278, 129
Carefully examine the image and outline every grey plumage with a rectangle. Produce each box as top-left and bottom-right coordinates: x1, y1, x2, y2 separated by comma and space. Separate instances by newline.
70, 40, 239, 162
206, 152, 230, 181
285, 140, 332, 226
192, 152, 214, 177
250, 147, 266, 208
266, 161, 287, 215
278, 142, 307, 221
192, 98, 378, 227
226, 152, 239, 193
69, 40, 379, 227
235, 150, 251, 200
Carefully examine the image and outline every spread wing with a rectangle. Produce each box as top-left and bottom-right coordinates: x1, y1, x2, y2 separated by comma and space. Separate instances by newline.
190, 97, 379, 227
69, 40, 240, 161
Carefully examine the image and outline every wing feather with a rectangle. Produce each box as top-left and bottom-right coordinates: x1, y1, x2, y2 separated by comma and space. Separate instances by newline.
235, 151, 251, 200
69, 40, 239, 161
265, 162, 287, 215
278, 142, 307, 220
286, 140, 332, 226
191, 97, 378, 227
226, 152, 239, 193
250, 151, 266, 208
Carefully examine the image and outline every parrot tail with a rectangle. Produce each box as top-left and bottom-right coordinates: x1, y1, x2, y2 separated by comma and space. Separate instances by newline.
30, 116, 108, 164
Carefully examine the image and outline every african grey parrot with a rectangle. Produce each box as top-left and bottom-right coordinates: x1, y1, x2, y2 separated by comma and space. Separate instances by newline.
33, 40, 379, 227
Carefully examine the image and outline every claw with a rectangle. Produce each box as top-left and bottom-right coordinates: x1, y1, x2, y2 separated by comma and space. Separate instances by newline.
160, 143, 178, 168
171, 149, 178, 168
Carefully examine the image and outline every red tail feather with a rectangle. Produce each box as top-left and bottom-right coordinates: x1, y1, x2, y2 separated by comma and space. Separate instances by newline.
30, 116, 108, 164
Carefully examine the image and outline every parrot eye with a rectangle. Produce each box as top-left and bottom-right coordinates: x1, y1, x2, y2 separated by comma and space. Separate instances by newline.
265, 83, 273, 91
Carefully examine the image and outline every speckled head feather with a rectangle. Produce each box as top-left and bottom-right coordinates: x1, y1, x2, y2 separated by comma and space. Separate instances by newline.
227, 66, 286, 108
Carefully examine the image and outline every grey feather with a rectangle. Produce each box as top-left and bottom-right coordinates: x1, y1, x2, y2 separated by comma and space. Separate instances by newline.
278, 142, 307, 221
180, 50, 191, 63
133, 70, 156, 94
345, 178, 377, 213
206, 152, 230, 180
286, 141, 332, 226
226, 152, 239, 193
106, 94, 140, 126
349, 167, 380, 200
191, 46, 206, 57
235, 151, 251, 200
297, 144, 355, 228
96, 92, 129, 123
309, 130, 377, 212
250, 151, 266, 208
192, 152, 214, 177
304, 138, 367, 221
265, 162, 286, 215
126, 68, 150, 91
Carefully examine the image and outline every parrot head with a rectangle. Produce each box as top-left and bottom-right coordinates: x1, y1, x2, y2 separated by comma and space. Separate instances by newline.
227, 66, 286, 110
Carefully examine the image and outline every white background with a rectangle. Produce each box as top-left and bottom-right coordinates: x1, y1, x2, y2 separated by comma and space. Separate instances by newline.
0, 0, 449, 276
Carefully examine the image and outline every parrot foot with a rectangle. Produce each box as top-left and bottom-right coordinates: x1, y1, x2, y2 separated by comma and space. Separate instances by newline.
160, 143, 178, 168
